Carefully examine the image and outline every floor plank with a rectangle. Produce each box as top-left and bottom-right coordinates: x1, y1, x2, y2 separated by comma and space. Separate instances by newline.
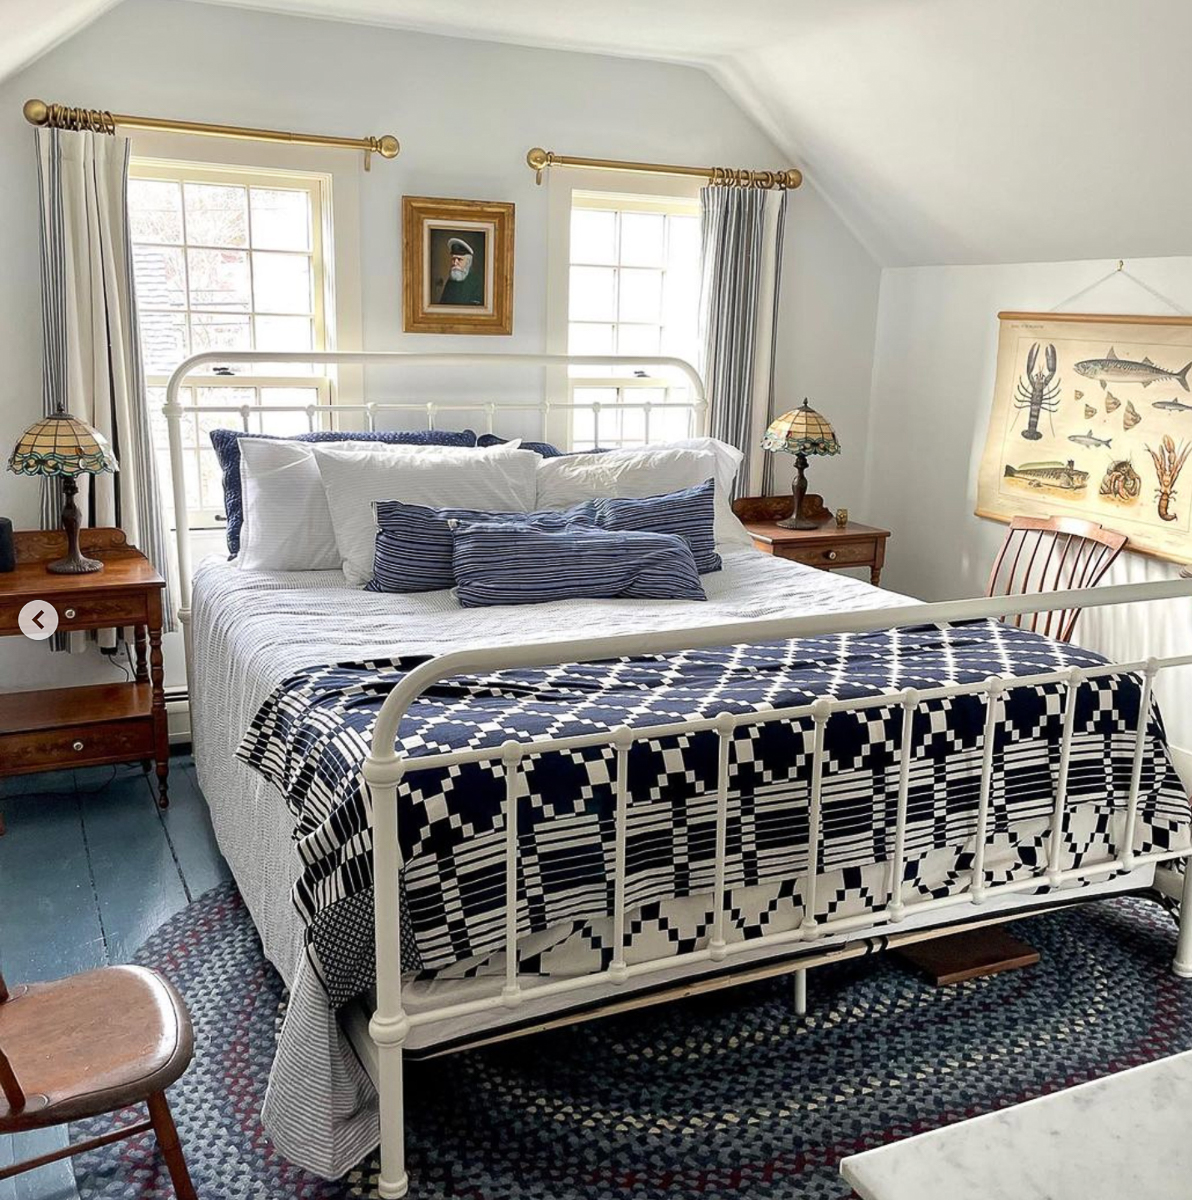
8, 1130, 78, 1200
156, 760, 232, 902
0, 791, 105, 980
78, 773, 188, 965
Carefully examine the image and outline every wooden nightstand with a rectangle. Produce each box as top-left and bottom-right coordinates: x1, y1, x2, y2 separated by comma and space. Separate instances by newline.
735, 499, 891, 586
0, 527, 169, 809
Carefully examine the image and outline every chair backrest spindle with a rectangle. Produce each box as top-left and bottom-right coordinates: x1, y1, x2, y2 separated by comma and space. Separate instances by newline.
986, 516, 1128, 643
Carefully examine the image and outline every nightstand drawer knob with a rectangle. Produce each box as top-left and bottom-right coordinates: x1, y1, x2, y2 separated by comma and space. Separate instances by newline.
826, 550, 839, 562
64, 608, 76, 619
72, 740, 85, 752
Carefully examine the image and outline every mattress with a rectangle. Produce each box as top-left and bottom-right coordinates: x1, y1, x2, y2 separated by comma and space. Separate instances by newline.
189, 549, 1189, 1177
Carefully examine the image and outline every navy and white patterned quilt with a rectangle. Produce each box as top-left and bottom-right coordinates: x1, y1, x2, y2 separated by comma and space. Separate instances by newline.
236, 619, 1190, 1006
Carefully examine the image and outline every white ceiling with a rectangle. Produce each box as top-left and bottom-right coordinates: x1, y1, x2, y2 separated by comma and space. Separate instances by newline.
11, 0, 1192, 268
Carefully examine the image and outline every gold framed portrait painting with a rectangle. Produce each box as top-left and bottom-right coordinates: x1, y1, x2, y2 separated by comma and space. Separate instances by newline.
402, 196, 514, 335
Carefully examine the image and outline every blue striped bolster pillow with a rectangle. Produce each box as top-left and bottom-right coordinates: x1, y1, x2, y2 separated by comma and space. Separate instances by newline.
590, 478, 721, 574
450, 521, 706, 607
366, 499, 598, 593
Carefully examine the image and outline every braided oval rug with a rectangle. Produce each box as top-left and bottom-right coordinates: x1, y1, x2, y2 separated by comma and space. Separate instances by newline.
71, 882, 1192, 1199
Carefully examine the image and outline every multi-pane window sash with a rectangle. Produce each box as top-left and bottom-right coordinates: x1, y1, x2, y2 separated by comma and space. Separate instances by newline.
128, 161, 332, 526
567, 191, 700, 449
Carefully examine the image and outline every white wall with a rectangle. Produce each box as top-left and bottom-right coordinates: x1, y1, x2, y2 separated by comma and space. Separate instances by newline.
867, 256, 1192, 746
0, 0, 881, 696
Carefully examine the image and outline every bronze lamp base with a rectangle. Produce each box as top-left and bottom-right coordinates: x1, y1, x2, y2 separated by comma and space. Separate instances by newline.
48, 477, 103, 575
776, 452, 820, 530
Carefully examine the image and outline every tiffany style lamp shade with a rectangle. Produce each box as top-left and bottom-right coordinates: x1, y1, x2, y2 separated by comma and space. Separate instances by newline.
7, 408, 119, 574
761, 399, 840, 530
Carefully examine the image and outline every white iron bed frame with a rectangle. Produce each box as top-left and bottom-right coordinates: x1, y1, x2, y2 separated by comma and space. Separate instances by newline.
164, 351, 1192, 1199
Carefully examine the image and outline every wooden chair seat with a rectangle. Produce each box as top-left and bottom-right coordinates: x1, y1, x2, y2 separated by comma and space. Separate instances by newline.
0, 964, 197, 1197
0, 965, 192, 1133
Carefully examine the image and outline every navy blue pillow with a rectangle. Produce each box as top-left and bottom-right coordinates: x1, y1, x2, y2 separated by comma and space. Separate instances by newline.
210, 428, 477, 556
451, 522, 706, 607
476, 433, 564, 457
476, 434, 608, 458
366, 499, 598, 593
591, 479, 721, 574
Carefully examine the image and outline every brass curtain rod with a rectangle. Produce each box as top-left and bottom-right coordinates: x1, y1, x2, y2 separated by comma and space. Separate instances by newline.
526, 147, 802, 190
23, 98, 399, 170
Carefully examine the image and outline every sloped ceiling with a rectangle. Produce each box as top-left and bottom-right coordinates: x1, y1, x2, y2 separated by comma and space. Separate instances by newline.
1, 0, 121, 85
11, 0, 1192, 268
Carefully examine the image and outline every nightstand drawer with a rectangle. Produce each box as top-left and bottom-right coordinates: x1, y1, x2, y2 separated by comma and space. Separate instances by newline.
0, 590, 148, 636
775, 539, 878, 568
0, 717, 154, 776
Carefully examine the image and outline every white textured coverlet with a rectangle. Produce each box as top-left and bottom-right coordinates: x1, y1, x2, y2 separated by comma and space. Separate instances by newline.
190, 548, 916, 1175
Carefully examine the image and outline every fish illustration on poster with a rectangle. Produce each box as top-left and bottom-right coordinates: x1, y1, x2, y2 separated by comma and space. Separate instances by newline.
978, 313, 1192, 563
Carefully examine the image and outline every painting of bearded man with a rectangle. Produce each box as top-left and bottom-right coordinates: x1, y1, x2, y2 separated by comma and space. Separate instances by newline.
434, 232, 487, 307
403, 196, 514, 335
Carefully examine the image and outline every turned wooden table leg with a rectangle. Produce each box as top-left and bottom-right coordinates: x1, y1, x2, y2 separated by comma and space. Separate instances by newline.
135, 623, 149, 683
148, 594, 169, 809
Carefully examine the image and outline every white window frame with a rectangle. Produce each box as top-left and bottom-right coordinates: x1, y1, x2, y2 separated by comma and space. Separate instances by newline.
546, 167, 703, 449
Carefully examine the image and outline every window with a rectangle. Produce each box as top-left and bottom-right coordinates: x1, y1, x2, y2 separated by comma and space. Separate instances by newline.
127, 162, 333, 525
566, 192, 700, 449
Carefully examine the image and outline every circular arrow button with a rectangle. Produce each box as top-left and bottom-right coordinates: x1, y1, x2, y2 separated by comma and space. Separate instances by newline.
19, 600, 59, 641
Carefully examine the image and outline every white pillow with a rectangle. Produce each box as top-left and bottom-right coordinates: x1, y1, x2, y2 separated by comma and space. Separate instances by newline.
315, 441, 540, 585
537, 440, 751, 547
238, 438, 342, 572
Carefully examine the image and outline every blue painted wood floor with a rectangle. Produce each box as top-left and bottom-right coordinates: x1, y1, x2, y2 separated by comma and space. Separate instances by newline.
0, 755, 231, 1200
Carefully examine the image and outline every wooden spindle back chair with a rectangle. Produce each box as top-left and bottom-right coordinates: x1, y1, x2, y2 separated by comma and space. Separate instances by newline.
986, 515, 1128, 643
0, 964, 197, 1197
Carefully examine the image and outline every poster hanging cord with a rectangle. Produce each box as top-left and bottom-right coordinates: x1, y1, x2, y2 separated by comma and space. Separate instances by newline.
1049, 260, 1192, 317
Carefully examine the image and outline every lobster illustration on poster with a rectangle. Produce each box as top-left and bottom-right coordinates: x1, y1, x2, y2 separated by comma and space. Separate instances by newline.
977, 313, 1192, 563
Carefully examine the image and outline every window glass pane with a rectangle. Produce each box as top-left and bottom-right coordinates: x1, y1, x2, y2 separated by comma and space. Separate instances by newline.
254, 315, 314, 351
615, 324, 661, 357
184, 183, 249, 247
259, 387, 321, 406
618, 269, 662, 323
253, 252, 313, 314
195, 386, 255, 410
187, 248, 251, 310
257, 410, 311, 437
198, 449, 224, 510
568, 322, 614, 356
569, 266, 616, 322
667, 214, 699, 271
190, 312, 252, 354
570, 209, 616, 265
129, 180, 183, 244
250, 188, 312, 252
139, 311, 189, 373
619, 212, 665, 268
133, 245, 187, 309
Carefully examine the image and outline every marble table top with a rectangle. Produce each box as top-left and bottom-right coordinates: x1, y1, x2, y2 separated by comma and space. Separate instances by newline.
840, 1049, 1192, 1200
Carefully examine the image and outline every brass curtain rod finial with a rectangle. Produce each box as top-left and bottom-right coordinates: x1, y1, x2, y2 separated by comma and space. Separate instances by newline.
23, 98, 49, 126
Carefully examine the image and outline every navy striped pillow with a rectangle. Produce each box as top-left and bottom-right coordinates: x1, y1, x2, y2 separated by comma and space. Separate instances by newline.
366, 499, 598, 593
451, 522, 706, 607
590, 478, 721, 574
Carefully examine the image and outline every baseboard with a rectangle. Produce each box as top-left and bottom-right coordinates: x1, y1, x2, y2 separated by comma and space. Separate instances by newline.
167, 689, 190, 745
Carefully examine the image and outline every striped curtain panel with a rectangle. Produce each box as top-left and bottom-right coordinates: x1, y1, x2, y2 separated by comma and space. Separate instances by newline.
35, 127, 172, 642
697, 186, 787, 496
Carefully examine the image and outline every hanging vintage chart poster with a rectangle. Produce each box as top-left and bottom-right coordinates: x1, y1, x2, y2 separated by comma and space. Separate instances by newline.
978, 312, 1192, 563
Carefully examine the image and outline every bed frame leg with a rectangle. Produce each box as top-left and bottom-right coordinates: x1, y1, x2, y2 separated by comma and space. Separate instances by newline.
793, 968, 808, 1017
376, 1036, 409, 1198
1175, 865, 1192, 980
